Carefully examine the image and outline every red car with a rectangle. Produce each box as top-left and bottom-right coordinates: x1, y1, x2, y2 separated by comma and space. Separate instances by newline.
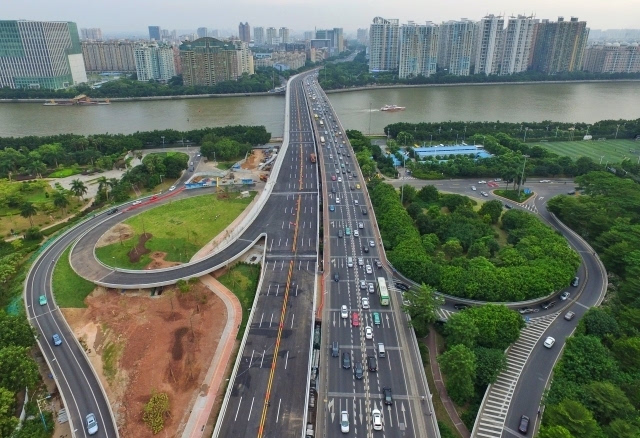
331, 175, 336, 181
351, 312, 360, 327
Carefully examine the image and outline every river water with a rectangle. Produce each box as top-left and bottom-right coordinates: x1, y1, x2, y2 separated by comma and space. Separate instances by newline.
1, 81, 639, 138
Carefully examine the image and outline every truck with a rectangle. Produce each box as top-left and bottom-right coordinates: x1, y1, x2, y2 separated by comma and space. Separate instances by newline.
310, 153, 316, 163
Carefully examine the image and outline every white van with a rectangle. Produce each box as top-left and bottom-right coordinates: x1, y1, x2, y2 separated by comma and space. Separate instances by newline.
347, 257, 353, 268
378, 343, 386, 358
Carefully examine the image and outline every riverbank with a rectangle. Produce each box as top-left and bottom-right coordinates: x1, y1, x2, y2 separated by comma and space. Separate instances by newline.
323, 78, 640, 94
0, 90, 284, 104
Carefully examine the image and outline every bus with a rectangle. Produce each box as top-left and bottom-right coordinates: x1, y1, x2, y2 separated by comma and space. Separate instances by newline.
377, 277, 390, 306
320, 136, 325, 144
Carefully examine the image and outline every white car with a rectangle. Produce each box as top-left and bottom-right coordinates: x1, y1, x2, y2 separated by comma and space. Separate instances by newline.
369, 240, 375, 247
354, 199, 359, 205
362, 297, 370, 309
471, 186, 477, 191
358, 258, 364, 266
330, 154, 333, 159
360, 280, 367, 290
540, 179, 551, 183
543, 336, 556, 348
169, 185, 176, 191
132, 200, 142, 205
358, 222, 364, 229
338, 177, 342, 182
478, 180, 487, 184
341, 411, 349, 433
368, 283, 375, 294
365, 326, 373, 339
560, 291, 570, 300
354, 230, 359, 237
366, 265, 373, 274
341, 305, 348, 319
372, 408, 383, 431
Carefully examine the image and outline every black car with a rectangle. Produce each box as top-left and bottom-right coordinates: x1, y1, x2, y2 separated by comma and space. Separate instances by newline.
504, 203, 513, 209
363, 246, 370, 253
454, 303, 469, 311
541, 301, 557, 310
334, 273, 339, 282
354, 361, 364, 380
367, 356, 377, 372
519, 307, 534, 314
361, 208, 368, 215
394, 282, 409, 291
331, 341, 339, 357
342, 352, 351, 369
383, 387, 393, 405
518, 415, 530, 434
106, 208, 118, 215
571, 276, 579, 287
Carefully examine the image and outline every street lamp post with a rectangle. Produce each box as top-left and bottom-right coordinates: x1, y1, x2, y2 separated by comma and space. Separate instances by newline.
518, 155, 530, 199
161, 136, 165, 149
523, 127, 528, 142
615, 124, 621, 139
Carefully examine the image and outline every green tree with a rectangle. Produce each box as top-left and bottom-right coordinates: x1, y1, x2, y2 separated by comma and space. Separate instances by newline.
402, 284, 439, 337
582, 308, 620, 339
53, 191, 70, 215
543, 399, 602, 438
418, 185, 439, 203
0, 386, 18, 438
478, 200, 504, 224
438, 344, 476, 404
400, 184, 417, 204
537, 425, 574, 438
442, 239, 463, 259
142, 392, 170, 434
70, 179, 88, 200
555, 335, 620, 385
444, 311, 479, 349
612, 337, 640, 371
19, 202, 37, 227
474, 347, 507, 387
467, 304, 525, 350
0, 312, 36, 349
604, 419, 640, 438
583, 381, 635, 425
0, 346, 40, 391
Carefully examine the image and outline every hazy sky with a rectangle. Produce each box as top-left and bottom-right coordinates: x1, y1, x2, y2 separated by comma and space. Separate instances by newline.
3, 0, 638, 35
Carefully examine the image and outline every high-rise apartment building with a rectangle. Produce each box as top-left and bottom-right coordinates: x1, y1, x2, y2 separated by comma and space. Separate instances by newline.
473, 14, 504, 74
180, 38, 254, 86
148, 26, 161, 41
134, 43, 176, 81
357, 28, 369, 44
583, 43, 640, 73
254, 27, 265, 45
369, 17, 400, 72
239, 22, 251, 43
499, 15, 538, 75
197, 27, 208, 39
0, 20, 87, 89
304, 31, 314, 41
398, 22, 438, 78
315, 28, 344, 53
438, 19, 476, 75
80, 28, 103, 40
279, 27, 290, 44
266, 27, 277, 45
82, 41, 136, 72
531, 17, 589, 74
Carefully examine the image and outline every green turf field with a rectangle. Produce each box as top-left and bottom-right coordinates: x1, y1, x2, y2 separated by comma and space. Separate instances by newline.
531, 139, 640, 163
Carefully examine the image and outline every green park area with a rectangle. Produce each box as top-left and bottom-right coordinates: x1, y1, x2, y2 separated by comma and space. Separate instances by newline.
52, 247, 96, 308
531, 139, 639, 163
95, 191, 256, 269
217, 263, 261, 339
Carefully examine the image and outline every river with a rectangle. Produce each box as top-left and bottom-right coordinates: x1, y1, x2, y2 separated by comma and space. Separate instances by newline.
1, 81, 639, 138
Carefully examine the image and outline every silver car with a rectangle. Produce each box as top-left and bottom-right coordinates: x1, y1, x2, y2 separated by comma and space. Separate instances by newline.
86, 413, 99, 435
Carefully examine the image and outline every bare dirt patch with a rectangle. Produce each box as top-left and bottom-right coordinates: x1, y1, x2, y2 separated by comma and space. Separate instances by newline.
96, 223, 135, 248
127, 232, 152, 263
62, 283, 227, 437
242, 149, 264, 170
145, 251, 182, 270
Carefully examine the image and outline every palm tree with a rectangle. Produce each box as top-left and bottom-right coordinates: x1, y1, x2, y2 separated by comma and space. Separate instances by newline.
20, 202, 37, 227
53, 191, 70, 215
26, 160, 46, 179
70, 179, 88, 200
96, 176, 108, 199
107, 178, 119, 201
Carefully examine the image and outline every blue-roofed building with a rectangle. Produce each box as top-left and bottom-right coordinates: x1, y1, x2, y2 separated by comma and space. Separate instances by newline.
387, 151, 410, 166
413, 144, 491, 160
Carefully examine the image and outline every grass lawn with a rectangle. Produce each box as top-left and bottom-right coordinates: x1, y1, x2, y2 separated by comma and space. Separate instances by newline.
216, 161, 236, 170
52, 246, 96, 308
493, 189, 534, 203
217, 263, 261, 339
95, 192, 256, 269
48, 168, 81, 178
530, 139, 639, 163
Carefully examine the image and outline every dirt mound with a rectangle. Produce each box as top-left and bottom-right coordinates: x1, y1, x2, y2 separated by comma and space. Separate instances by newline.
128, 232, 152, 263
241, 149, 264, 170
63, 283, 227, 437
145, 251, 182, 270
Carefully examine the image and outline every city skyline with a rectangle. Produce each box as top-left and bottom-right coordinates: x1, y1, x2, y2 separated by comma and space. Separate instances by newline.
3, 0, 639, 34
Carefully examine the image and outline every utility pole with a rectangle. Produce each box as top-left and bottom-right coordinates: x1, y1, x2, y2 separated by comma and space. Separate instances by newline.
615, 124, 621, 139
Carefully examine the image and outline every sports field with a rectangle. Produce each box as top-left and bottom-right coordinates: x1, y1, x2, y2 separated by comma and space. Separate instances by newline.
531, 139, 640, 163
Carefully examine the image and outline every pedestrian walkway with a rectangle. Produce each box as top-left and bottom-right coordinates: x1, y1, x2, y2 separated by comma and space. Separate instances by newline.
472, 312, 559, 437
181, 275, 242, 438
426, 330, 471, 438
398, 175, 417, 180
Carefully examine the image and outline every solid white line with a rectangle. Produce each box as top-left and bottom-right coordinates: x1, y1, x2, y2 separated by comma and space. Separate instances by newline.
234, 396, 243, 421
